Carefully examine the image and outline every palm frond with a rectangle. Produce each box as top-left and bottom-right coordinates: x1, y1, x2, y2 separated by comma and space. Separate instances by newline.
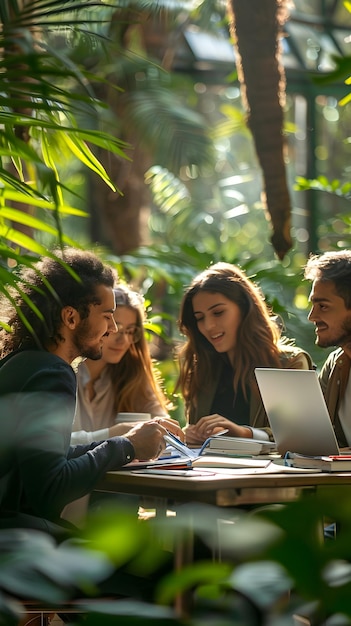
0, 0, 132, 305
124, 87, 214, 172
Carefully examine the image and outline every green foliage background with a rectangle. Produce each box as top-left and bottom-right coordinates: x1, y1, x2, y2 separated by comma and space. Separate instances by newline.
1, 2, 351, 624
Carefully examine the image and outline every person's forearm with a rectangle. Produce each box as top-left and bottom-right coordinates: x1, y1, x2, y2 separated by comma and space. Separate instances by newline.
70, 427, 109, 445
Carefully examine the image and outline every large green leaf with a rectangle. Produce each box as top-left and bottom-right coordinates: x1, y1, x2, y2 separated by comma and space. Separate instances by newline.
0, 0, 133, 305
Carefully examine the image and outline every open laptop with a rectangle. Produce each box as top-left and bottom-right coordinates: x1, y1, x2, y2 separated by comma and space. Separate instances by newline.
254, 368, 340, 456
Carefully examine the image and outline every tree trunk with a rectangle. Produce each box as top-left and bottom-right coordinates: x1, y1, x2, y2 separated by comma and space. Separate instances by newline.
88, 139, 152, 255
88, 7, 175, 255
227, 0, 293, 260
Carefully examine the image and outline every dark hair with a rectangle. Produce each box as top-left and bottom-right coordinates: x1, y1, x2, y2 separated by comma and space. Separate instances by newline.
0, 247, 117, 355
177, 262, 285, 405
304, 250, 351, 309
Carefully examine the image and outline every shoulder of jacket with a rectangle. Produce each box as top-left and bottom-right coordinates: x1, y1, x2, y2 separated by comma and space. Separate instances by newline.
279, 345, 313, 369
325, 347, 346, 367
0, 349, 71, 372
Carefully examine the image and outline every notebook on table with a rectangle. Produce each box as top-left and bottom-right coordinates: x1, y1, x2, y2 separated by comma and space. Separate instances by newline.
254, 368, 340, 457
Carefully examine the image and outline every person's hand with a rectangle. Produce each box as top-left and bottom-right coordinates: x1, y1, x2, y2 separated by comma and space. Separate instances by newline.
183, 424, 205, 446
152, 416, 185, 442
124, 421, 168, 460
185, 415, 252, 445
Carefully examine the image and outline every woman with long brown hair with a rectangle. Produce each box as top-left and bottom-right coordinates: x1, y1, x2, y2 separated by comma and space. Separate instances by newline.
177, 262, 312, 446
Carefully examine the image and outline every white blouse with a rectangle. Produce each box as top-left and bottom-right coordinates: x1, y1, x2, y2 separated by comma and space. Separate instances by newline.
71, 361, 168, 444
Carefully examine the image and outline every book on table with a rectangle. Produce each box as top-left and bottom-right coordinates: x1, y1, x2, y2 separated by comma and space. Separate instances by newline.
162, 432, 277, 458
199, 436, 277, 456
286, 453, 351, 472
121, 434, 324, 473
122, 434, 277, 471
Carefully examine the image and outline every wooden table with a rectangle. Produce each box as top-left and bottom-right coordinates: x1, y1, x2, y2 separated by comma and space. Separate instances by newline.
97, 467, 351, 509
96, 467, 351, 617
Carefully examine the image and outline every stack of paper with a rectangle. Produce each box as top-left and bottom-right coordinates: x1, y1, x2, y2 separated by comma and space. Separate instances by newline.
192, 456, 271, 469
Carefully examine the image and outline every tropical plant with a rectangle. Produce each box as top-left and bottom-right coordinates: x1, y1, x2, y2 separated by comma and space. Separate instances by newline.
3, 491, 351, 625
0, 0, 314, 279
0, 0, 129, 300
82, 0, 219, 254
84, 0, 296, 260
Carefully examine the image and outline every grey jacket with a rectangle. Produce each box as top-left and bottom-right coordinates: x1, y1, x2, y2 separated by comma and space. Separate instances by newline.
319, 347, 351, 447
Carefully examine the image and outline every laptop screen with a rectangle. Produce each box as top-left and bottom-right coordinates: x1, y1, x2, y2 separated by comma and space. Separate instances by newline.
254, 368, 340, 456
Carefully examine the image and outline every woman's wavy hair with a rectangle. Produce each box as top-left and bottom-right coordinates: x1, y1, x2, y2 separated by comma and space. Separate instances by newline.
107, 284, 171, 414
177, 262, 290, 407
0, 247, 116, 357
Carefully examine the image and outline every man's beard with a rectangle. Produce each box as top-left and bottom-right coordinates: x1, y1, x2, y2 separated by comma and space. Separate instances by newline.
73, 320, 104, 361
317, 315, 351, 349
81, 345, 103, 361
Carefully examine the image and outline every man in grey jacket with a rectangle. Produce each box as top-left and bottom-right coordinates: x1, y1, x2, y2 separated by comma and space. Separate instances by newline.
304, 249, 351, 447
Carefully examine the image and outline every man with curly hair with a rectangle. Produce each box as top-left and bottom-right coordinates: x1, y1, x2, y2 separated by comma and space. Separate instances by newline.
0, 247, 169, 539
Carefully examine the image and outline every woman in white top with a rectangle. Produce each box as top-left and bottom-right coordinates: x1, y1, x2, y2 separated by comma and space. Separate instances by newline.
71, 284, 174, 445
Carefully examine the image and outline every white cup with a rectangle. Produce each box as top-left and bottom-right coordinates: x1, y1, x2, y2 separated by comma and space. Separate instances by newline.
115, 412, 151, 424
